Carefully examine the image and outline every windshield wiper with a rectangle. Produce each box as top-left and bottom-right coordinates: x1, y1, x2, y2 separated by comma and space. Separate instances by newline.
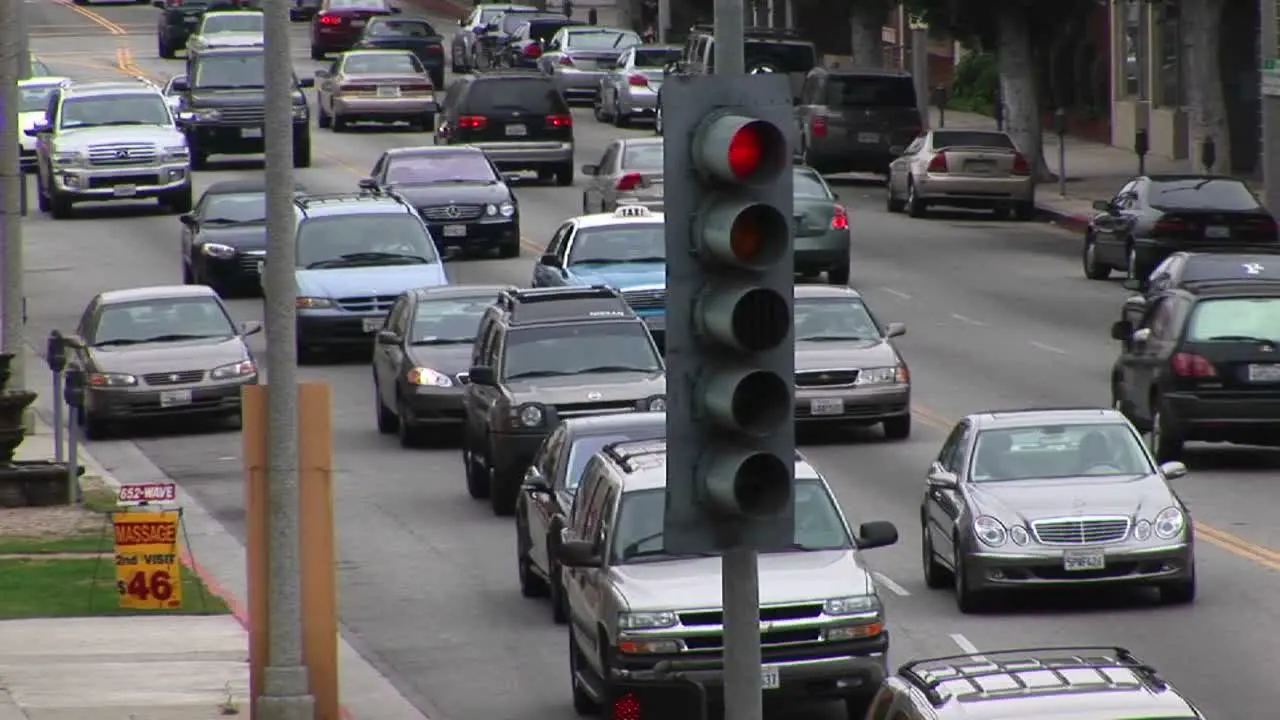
136, 333, 227, 343
620, 532, 718, 561
577, 364, 659, 374
196, 84, 263, 90
92, 338, 145, 347
797, 334, 874, 342
1206, 334, 1275, 343
504, 369, 575, 379
410, 337, 474, 345
306, 251, 429, 269
774, 542, 844, 552
204, 217, 264, 224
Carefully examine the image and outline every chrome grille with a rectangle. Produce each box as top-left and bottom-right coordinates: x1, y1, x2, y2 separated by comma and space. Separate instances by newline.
676, 603, 827, 652
796, 369, 859, 388
238, 250, 265, 274
143, 370, 205, 386
1032, 517, 1131, 545
336, 295, 397, 312
622, 288, 665, 311
88, 142, 158, 167
419, 204, 484, 221
556, 400, 637, 418
219, 106, 266, 123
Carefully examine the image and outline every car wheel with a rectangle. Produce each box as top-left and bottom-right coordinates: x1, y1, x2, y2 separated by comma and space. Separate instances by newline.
1013, 200, 1035, 221
182, 258, 194, 285
163, 185, 193, 213
827, 259, 851, 287
592, 95, 608, 122
1125, 243, 1142, 282
516, 516, 549, 598
1082, 235, 1111, 279
498, 235, 520, 258
613, 98, 629, 128
1149, 404, 1184, 462
921, 521, 952, 589
49, 188, 74, 220
36, 177, 51, 213
953, 542, 986, 614
1160, 562, 1196, 605
374, 381, 398, 434
885, 179, 905, 213
488, 447, 517, 516
568, 627, 599, 715
882, 413, 910, 440
554, 163, 574, 187
158, 37, 175, 59
78, 406, 110, 441
293, 136, 312, 168
549, 558, 568, 623
906, 180, 927, 218
396, 400, 422, 448
317, 103, 332, 128
462, 432, 489, 499
310, 45, 325, 61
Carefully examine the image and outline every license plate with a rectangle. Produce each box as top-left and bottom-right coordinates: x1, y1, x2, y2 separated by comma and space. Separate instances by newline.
442, 224, 467, 237
965, 160, 995, 172
1063, 551, 1105, 571
184, 16, 199, 23
241, 128, 263, 139
351, 19, 365, 27
362, 318, 383, 333
376, 85, 400, 98
1205, 225, 1230, 238
159, 389, 192, 408
112, 185, 137, 198
761, 665, 781, 690
505, 124, 527, 137
857, 132, 880, 143
1248, 363, 1280, 382
809, 398, 844, 416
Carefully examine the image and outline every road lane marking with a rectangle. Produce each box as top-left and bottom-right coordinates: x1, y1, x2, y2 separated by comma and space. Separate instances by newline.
1029, 340, 1068, 355
950, 313, 985, 326
949, 633, 985, 659
872, 572, 910, 597
51, 0, 128, 35
879, 286, 912, 300
1194, 523, 1280, 572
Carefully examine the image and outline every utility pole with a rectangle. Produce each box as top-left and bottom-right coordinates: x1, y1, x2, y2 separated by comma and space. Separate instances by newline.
909, 16, 929, 130
17, 2, 30, 79
657, 0, 670, 42
257, 0, 314, 718
1261, 0, 1280, 212
715, 0, 745, 74
1, 0, 27, 392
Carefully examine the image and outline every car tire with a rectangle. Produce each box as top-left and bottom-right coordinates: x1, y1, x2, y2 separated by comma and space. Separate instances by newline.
488, 448, 517, 516
49, 187, 74, 220
828, 260, 850, 286
1013, 200, 1035, 221
516, 515, 549, 598
885, 181, 905, 213
499, 236, 520, 258
953, 542, 986, 614
163, 185, 193, 214
317, 103, 332, 129
1160, 564, 1196, 605
549, 559, 568, 624
77, 407, 109, 441
1082, 235, 1111, 279
569, 628, 600, 715
462, 431, 489, 499
592, 96, 608, 122
554, 163, 573, 187
374, 382, 398, 434
418, 113, 434, 132
921, 522, 952, 589
331, 113, 348, 132
653, 105, 663, 135
191, 148, 210, 171
882, 414, 910, 440
396, 400, 423, 448
36, 178, 51, 213
310, 45, 325, 61
906, 180, 927, 218
613, 98, 629, 128
182, 258, 194, 285
844, 692, 877, 720
1149, 403, 1184, 462
158, 37, 175, 59
430, 70, 444, 90
293, 135, 312, 168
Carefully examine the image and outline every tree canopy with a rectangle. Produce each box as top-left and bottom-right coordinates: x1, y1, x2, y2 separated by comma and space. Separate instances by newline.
901, 0, 1101, 49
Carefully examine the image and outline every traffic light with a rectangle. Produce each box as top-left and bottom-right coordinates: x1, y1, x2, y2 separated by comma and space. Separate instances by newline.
662, 73, 796, 554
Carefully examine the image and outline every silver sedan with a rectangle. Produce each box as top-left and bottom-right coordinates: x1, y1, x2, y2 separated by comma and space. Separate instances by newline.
594, 44, 680, 127
580, 137, 664, 213
537, 26, 641, 103
885, 129, 1036, 220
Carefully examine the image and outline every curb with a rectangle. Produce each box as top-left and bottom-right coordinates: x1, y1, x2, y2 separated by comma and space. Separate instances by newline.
1034, 204, 1092, 234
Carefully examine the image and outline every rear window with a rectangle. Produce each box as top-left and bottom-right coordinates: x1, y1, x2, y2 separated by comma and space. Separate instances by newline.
343, 53, 423, 74
743, 41, 816, 73
1148, 178, 1261, 211
466, 78, 567, 114
328, 0, 386, 8
1186, 297, 1280, 342
566, 30, 641, 50
621, 143, 662, 170
635, 48, 681, 68
794, 170, 830, 198
825, 75, 915, 107
367, 19, 436, 37
530, 21, 575, 41
932, 131, 1016, 150
501, 13, 535, 33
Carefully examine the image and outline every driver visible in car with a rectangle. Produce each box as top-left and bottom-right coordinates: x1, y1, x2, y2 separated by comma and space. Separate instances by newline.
1077, 431, 1117, 474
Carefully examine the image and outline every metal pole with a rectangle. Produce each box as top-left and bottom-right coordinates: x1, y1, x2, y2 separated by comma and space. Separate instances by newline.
1, 0, 26, 395
257, 0, 314, 718
52, 371, 64, 462
1262, 0, 1280, 212
910, 24, 929, 129
658, 0, 670, 42
66, 401, 79, 499
714, 0, 745, 74
784, 0, 794, 29
16, 0, 30, 79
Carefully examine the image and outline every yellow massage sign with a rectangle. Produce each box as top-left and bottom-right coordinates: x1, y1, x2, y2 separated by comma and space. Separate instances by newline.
113, 510, 183, 610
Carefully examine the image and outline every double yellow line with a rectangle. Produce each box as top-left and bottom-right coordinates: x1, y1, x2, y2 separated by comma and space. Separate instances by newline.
54, 0, 129, 34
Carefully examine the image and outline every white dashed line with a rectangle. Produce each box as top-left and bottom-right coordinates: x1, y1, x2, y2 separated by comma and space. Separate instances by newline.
949, 633, 985, 659
1029, 340, 1068, 355
872, 572, 910, 597
880, 287, 913, 300
950, 313, 985, 326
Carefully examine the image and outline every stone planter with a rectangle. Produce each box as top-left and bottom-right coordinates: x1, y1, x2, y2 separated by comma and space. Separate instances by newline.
0, 352, 78, 507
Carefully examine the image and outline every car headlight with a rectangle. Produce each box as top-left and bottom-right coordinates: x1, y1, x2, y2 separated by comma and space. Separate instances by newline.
823, 595, 880, 616
484, 203, 498, 216
516, 403, 544, 428
498, 201, 516, 217
292, 105, 308, 120
210, 360, 256, 380
53, 151, 83, 167
186, 108, 221, 121
645, 395, 666, 412
295, 296, 333, 309
618, 610, 677, 630
1009, 525, 1030, 545
1133, 519, 1153, 541
407, 367, 453, 387
1153, 507, 1186, 540
973, 515, 1007, 547
163, 145, 189, 161
200, 243, 236, 259
856, 366, 908, 385
88, 372, 137, 387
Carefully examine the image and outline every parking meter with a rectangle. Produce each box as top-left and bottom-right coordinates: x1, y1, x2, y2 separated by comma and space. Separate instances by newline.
1054, 109, 1067, 197
46, 331, 67, 372
1135, 129, 1149, 175
1200, 136, 1217, 173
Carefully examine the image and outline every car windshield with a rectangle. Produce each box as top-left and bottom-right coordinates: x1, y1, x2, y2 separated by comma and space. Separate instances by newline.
479, 8, 510, 23
192, 53, 267, 89
634, 48, 680, 68
621, 143, 663, 171
1185, 297, 1280, 342
1148, 178, 1261, 211
203, 13, 263, 33
296, 215, 440, 268
824, 75, 914, 107
794, 298, 881, 341
969, 423, 1153, 482
92, 297, 236, 345
568, 226, 664, 265
409, 298, 491, 343
368, 19, 435, 37
565, 431, 659, 491
502, 322, 660, 379
385, 153, 495, 184
19, 85, 58, 113
566, 30, 640, 50
59, 95, 170, 128
933, 130, 1016, 150
344, 52, 424, 74
612, 479, 851, 563
794, 170, 830, 198
203, 192, 267, 223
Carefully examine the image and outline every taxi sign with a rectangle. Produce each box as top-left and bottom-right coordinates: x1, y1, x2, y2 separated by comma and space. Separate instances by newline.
113, 510, 183, 610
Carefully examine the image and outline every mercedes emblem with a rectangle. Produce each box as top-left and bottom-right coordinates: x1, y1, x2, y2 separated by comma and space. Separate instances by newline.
587, 391, 603, 400
169, 373, 180, 382
445, 205, 461, 218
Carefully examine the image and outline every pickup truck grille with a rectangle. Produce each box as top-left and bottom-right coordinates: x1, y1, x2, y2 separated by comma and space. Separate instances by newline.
621, 288, 665, 311
238, 250, 265, 275
679, 602, 823, 626
336, 295, 397, 312
673, 603, 829, 653
88, 142, 159, 167
685, 628, 821, 651
218, 106, 266, 123
419, 204, 484, 221
556, 400, 637, 418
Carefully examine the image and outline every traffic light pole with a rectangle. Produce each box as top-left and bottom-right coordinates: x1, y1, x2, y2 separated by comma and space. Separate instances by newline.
714, 0, 745, 74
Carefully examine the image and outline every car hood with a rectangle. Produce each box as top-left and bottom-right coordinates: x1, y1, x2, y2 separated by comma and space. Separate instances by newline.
53, 125, 185, 151
88, 336, 250, 374
795, 339, 899, 370
968, 474, 1176, 522
394, 182, 513, 208
612, 549, 873, 612
505, 371, 665, 402
189, 88, 305, 107
200, 31, 265, 47
295, 264, 449, 298
197, 223, 268, 250
405, 344, 472, 375
565, 263, 666, 290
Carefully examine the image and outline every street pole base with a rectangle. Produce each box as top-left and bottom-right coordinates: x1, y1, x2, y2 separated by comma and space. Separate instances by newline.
254, 693, 316, 720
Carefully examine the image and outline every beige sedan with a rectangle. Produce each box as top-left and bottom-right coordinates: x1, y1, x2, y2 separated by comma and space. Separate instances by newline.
315, 49, 438, 132
885, 129, 1035, 220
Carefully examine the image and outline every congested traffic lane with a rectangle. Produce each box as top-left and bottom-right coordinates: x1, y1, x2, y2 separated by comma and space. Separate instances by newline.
23, 5, 1280, 719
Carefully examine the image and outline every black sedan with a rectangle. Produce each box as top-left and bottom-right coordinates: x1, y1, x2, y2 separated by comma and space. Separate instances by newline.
1082, 174, 1279, 283
515, 412, 666, 623
359, 146, 521, 258
180, 180, 307, 296
372, 284, 515, 447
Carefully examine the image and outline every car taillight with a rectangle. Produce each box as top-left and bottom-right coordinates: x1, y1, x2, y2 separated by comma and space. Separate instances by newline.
558, 56, 575, 66
1244, 217, 1278, 234
927, 152, 948, 173
522, 44, 542, 58
425, 45, 443, 54
1011, 152, 1030, 175
546, 114, 572, 128
831, 204, 848, 230
1172, 352, 1217, 377
616, 172, 644, 191
319, 14, 341, 25
627, 74, 648, 87
811, 114, 827, 138
1154, 218, 1189, 234
457, 115, 487, 129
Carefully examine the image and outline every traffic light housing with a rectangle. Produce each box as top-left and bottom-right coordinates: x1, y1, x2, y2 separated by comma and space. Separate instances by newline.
662, 73, 796, 554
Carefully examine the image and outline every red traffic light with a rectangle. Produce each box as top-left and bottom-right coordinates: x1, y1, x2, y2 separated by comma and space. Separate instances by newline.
728, 123, 766, 179
694, 115, 788, 185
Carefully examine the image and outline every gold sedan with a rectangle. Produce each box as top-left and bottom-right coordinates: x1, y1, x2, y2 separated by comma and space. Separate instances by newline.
885, 129, 1036, 220
315, 49, 438, 132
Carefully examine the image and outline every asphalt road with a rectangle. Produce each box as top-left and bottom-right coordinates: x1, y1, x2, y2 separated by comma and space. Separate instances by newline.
23, 2, 1280, 719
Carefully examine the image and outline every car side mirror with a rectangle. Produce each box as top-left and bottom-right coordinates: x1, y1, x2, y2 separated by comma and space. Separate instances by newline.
376, 330, 399, 345
926, 470, 958, 489
1122, 295, 1147, 316
522, 466, 550, 492
358, 177, 378, 190
581, 164, 598, 176
1110, 320, 1132, 341
298, 77, 315, 88
239, 320, 262, 337
1131, 327, 1152, 345
885, 322, 905, 338
540, 253, 561, 268
468, 366, 496, 386
856, 521, 898, 550
889, 145, 905, 156
1092, 199, 1112, 212
179, 213, 196, 227
62, 333, 87, 350
1159, 461, 1187, 480
557, 534, 602, 568
171, 77, 189, 92
24, 124, 49, 137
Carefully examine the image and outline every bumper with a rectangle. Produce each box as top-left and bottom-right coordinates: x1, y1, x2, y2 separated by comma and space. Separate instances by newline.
424, 217, 519, 252
619, 87, 659, 114
332, 96, 438, 118
795, 384, 909, 424
794, 232, 849, 270
185, 121, 307, 155
466, 141, 573, 169
401, 386, 466, 425
313, 28, 361, 52
552, 70, 608, 98
914, 173, 1035, 205
198, 252, 263, 287
966, 542, 1194, 592
87, 379, 254, 421
52, 164, 190, 200
298, 311, 386, 347
1160, 391, 1280, 442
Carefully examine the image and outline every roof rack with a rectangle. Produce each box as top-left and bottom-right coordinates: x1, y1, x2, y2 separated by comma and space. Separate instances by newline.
494, 285, 634, 325
898, 646, 1165, 708
603, 439, 668, 472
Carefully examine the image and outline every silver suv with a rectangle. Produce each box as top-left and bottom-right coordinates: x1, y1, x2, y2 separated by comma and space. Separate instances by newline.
555, 439, 899, 718
29, 80, 193, 219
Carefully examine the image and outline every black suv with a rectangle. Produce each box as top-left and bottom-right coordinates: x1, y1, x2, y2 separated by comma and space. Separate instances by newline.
1110, 279, 1280, 461
154, 0, 258, 59
435, 70, 575, 186
460, 286, 666, 515
173, 47, 313, 168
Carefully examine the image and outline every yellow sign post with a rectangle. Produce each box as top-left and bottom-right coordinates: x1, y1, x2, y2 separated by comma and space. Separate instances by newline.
113, 510, 183, 610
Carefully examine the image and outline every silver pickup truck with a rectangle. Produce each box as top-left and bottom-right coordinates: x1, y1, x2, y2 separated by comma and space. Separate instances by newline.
555, 439, 899, 718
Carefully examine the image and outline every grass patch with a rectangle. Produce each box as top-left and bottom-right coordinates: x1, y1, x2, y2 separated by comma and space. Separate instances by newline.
0, 532, 113, 555
0, 558, 230, 619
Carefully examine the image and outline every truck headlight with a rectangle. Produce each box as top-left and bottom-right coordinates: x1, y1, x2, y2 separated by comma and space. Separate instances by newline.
163, 145, 190, 161
516, 403, 544, 427
856, 366, 908, 385
973, 515, 1007, 547
1153, 507, 1186, 540
53, 151, 83, 167
88, 372, 137, 387
823, 595, 880, 616
407, 367, 453, 387
618, 610, 677, 630
187, 108, 221, 121
211, 360, 256, 380
295, 296, 333, 309
498, 201, 516, 217
200, 243, 236, 259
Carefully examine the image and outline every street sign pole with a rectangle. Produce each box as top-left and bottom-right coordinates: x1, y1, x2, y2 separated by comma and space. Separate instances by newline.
1260, 4, 1280, 213
0, 2, 26, 394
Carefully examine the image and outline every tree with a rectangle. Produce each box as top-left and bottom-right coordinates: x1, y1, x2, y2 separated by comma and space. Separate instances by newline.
1179, 0, 1231, 173
850, 0, 895, 68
